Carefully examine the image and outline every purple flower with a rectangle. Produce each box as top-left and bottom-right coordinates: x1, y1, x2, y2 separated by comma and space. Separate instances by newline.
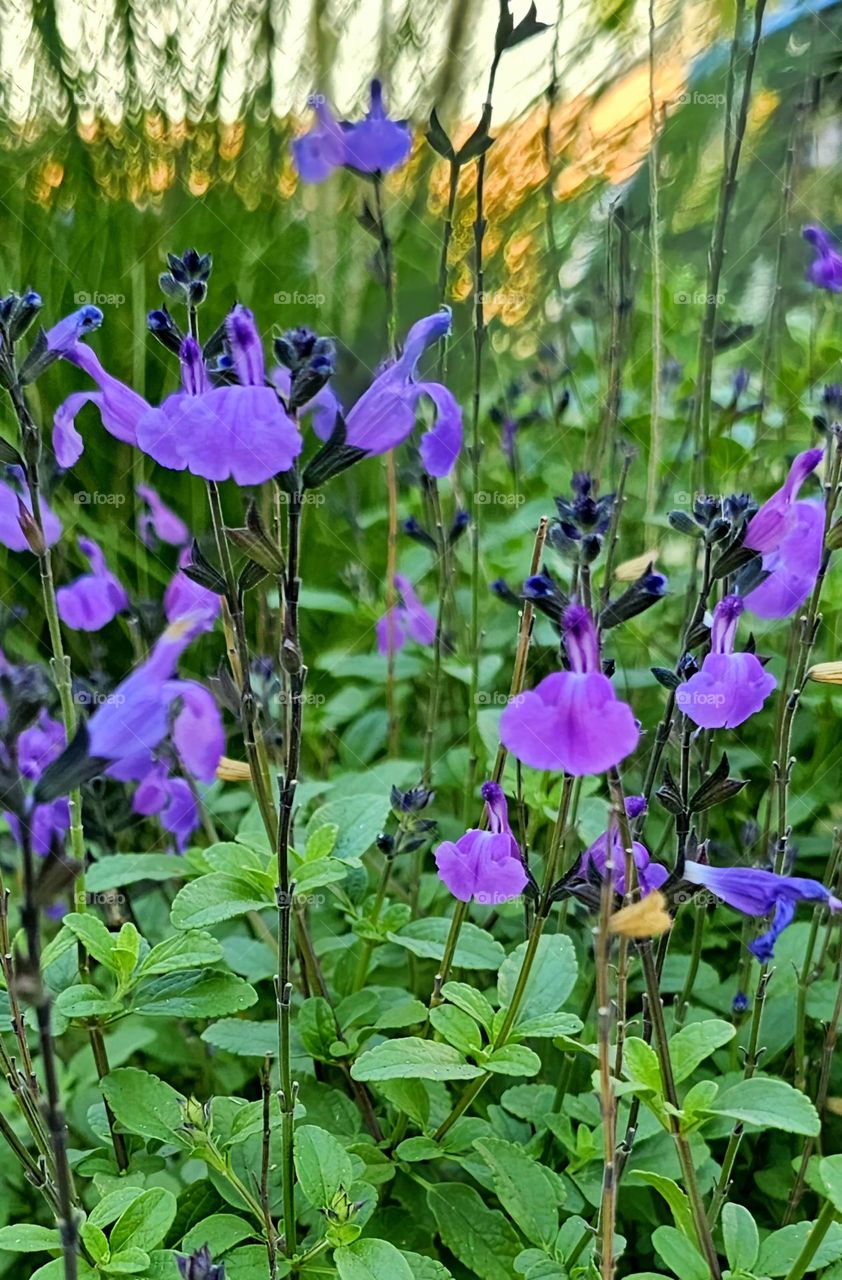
376, 573, 436, 656
176, 1245, 225, 1280
56, 537, 129, 632
133, 762, 199, 852
434, 781, 528, 904
3, 711, 70, 856
54, 343, 147, 467
0, 474, 62, 552
137, 483, 189, 547
82, 615, 224, 786
55, 308, 303, 484
292, 81, 411, 182
296, 310, 460, 476
499, 604, 639, 776
676, 596, 776, 730
44, 304, 103, 355
743, 448, 825, 619
684, 859, 842, 961
164, 550, 220, 634
803, 226, 842, 292
136, 313, 302, 483
580, 797, 668, 896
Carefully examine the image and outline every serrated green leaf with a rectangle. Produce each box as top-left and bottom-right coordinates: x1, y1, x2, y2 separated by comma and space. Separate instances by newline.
170, 873, 270, 929
427, 1183, 521, 1280
387, 919, 505, 970
351, 1037, 483, 1082
110, 1187, 176, 1253
293, 1124, 354, 1208
474, 1137, 560, 1247
101, 1068, 185, 1143
497, 935, 577, 1022
334, 1238, 415, 1280
722, 1202, 759, 1271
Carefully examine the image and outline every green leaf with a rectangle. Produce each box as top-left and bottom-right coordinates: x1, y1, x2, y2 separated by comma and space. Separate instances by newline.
110, 1188, 176, 1253
101, 1067, 185, 1143
669, 1019, 735, 1083
181, 1214, 256, 1257
351, 1037, 484, 1082
132, 971, 257, 1018
297, 997, 337, 1060
0, 1224, 61, 1252
623, 1038, 663, 1095
441, 981, 495, 1031
429, 1006, 483, 1055
484, 1044, 542, 1076
387, 919, 505, 970
757, 1222, 842, 1275
101, 1246, 151, 1274
497, 935, 577, 1022
294, 1124, 354, 1209
307, 793, 391, 861
401, 1252, 454, 1279
86, 854, 187, 892
62, 912, 117, 968
88, 1188, 146, 1230
652, 1226, 709, 1280
819, 1155, 842, 1213
427, 1183, 521, 1280
136, 930, 224, 977
334, 1239, 415, 1280
474, 1137, 559, 1247
170, 873, 270, 929
708, 1077, 820, 1136
304, 822, 339, 860
201, 1019, 279, 1058
721, 1202, 759, 1272
55, 985, 124, 1020
630, 1171, 695, 1243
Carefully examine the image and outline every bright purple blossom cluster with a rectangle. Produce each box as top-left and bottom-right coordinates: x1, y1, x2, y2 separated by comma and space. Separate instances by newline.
292, 81, 412, 183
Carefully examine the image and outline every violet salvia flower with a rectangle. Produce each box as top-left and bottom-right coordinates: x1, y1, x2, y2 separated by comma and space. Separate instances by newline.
177, 1245, 225, 1280
77, 614, 223, 785
676, 595, 776, 730
499, 603, 639, 776
683, 859, 842, 961
296, 310, 461, 476
164, 549, 220, 634
434, 781, 528, 904
137, 483, 189, 547
376, 573, 436, 656
292, 81, 411, 182
742, 447, 825, 619
2, 711, 70, 855
56, 537, 129, 632
0, 472, 61, 552
803, 225, 842, 292
44, 304, 103, 355
54, 343, 147, 467
136, 313, 302, 483
133, 762, 199, 852
580, 796, 667, 896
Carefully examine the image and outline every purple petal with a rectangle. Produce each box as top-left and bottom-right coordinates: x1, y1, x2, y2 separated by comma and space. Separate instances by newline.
63, 344, 147, 446
291, 101, 346, 182
500, 671, 639, 777
168, 682, 224, 784
414, 382, 462, 477
226, 306, 265, 386
744, 500, 824, 619
434, 829, 527, 904
0, 481, 62, 552
376, 608, 407, 656
45, 305, 103, 355
677, 652, 776, 730
136, 483, 189, 547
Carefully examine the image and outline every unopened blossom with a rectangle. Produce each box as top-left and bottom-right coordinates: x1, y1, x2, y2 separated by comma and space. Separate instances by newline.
56, 537, 128, 632
376, 573, 436, 656
743, 448, 824, 619
803, 225, 842, 292
0, 473, 61, 552
580, 797, 667, 896
176, 1245, 225, 1280
677, 596, 776, 730
44, 304, 104, 355
289, 310, 461, 477
137, 483, 189, 547
683, 859, 842, 961
292, 81, 411, 182
500, 603, 639, 776
434, 781, 527, 904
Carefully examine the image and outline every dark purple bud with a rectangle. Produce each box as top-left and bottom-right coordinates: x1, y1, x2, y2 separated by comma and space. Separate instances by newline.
678, 652, 700, 678
600, 566, 668, 629
402, 516, 437, 552
147, 307, 185, 356
176, 1244, 225, 1280
732, 367, 750, 399
490, 579, 521, 608
822, 384, 842, 412
390, 785, 435, 814
732, 991, 749, 1014
449, 509, 470, 545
